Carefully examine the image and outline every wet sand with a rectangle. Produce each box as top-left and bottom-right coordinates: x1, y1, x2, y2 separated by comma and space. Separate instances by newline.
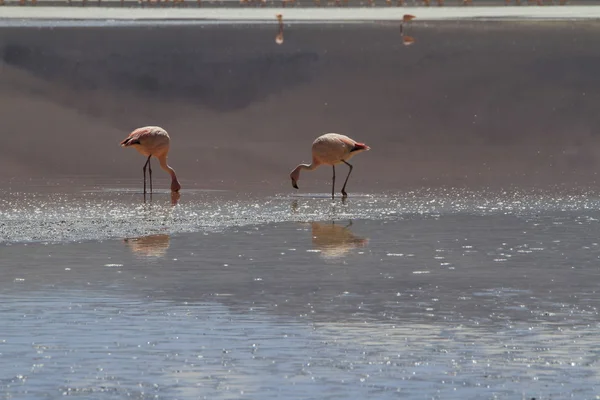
2, 15, 600, 400
3, 17, 600, 192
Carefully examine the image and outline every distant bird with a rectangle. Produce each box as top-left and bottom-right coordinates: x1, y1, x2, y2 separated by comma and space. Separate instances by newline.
290, 133, 370, 199
275, 14, 284, 44
400, 14, 416, 45
400, 14, 415, 35
120, 126, 181, 195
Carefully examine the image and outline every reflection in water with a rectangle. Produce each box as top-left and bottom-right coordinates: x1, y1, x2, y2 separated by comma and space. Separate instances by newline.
3, 215, 600, 398
310, 221, 368, 259
124, 234, 170, 258
400, 14, 416, 46
275, 14, 284, 45
403, 35, 416, 46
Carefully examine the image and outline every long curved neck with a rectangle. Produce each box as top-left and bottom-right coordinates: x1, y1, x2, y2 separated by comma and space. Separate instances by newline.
158, 154, 181, 190
292, 162, 318, 181
298, 163, 318, 172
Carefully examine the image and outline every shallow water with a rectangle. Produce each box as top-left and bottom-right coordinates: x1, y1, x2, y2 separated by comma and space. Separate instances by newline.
3, 15, 600, 400
2, 180, 600, 243
2, 184, 600, 399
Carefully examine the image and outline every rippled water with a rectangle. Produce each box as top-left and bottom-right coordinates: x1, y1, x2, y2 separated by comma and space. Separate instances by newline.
3, 12, 600, 399
2, 181, 600, 244
2, 183, 600, 399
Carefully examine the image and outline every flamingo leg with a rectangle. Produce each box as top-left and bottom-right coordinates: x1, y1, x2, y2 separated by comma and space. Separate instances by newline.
332, 165, 336, 199
142, 155, 151, 195
341, 160, 353, 198
148, 157, 153, 194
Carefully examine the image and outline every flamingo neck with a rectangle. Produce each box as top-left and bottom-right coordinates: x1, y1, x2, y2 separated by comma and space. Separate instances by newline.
292, 162, 318, 180
298, 163, 318, 172
158, 154, 181, 191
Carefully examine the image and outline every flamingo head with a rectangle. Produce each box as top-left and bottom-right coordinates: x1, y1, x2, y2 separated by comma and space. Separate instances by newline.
290, 168, 300, 189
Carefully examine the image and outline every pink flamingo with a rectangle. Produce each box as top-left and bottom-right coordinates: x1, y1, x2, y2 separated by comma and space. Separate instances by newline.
290, 133, 370, 199
120, 126, 181, 195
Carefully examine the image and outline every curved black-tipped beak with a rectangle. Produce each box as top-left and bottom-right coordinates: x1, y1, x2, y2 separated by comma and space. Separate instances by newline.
292, 179, 298, 189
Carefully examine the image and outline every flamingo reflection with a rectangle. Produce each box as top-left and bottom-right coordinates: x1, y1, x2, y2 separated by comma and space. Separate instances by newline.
275, 14, 284, 45
311, 221, 368, 259
124, 234, 171, 259
400, 14, 416, 46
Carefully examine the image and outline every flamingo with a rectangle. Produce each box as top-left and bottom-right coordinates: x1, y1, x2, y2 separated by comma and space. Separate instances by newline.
400, 14, 415, 36
275, 14, 284, 44
120, 126, 181, 195
290, 133, 370, 199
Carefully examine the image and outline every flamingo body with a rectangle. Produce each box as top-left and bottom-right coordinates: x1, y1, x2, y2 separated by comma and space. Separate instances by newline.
290, 133, 370, 199
120, 126, 181, 194
311, 133, 368, 165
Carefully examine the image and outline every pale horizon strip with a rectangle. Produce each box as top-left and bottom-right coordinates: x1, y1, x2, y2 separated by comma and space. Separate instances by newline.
2, 5, 600, 22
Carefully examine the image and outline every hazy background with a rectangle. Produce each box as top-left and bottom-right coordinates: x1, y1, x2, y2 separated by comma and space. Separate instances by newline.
2, 20, 600, 192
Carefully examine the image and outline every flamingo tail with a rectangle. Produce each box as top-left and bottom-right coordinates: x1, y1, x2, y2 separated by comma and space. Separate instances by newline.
351, 142, 371, 152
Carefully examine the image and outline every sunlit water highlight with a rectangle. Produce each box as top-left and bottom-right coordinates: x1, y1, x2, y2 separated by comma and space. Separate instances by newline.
2, 185, 600, 244
2, 181, 600, 398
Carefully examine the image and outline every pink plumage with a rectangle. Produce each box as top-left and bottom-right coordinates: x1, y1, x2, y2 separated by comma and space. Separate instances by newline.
290, 133, 370, 199
120, 126, 181, 194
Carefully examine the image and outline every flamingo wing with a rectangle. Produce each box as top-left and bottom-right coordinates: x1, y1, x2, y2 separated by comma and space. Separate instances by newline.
120, 127, 154, 147
350, 142, 370, 152
335, 134, 370, 153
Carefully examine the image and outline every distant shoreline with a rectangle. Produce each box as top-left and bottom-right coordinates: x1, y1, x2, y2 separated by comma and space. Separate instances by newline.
2, 5, 600, 22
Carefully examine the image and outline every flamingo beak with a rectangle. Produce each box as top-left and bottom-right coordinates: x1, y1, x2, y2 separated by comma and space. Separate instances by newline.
291, 178, 298, 189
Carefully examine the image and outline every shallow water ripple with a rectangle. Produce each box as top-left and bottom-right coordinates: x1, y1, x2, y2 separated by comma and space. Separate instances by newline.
1, 293, 599, 399
2, 187, 600, 244
2, 186, 600, 398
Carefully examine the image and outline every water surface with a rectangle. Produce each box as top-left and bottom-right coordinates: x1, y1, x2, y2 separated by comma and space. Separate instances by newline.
3, 16, 600, 400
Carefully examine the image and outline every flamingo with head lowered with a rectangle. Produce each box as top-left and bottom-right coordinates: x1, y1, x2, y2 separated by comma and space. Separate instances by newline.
290, 133, 370, 199
120, 126, 181, 195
